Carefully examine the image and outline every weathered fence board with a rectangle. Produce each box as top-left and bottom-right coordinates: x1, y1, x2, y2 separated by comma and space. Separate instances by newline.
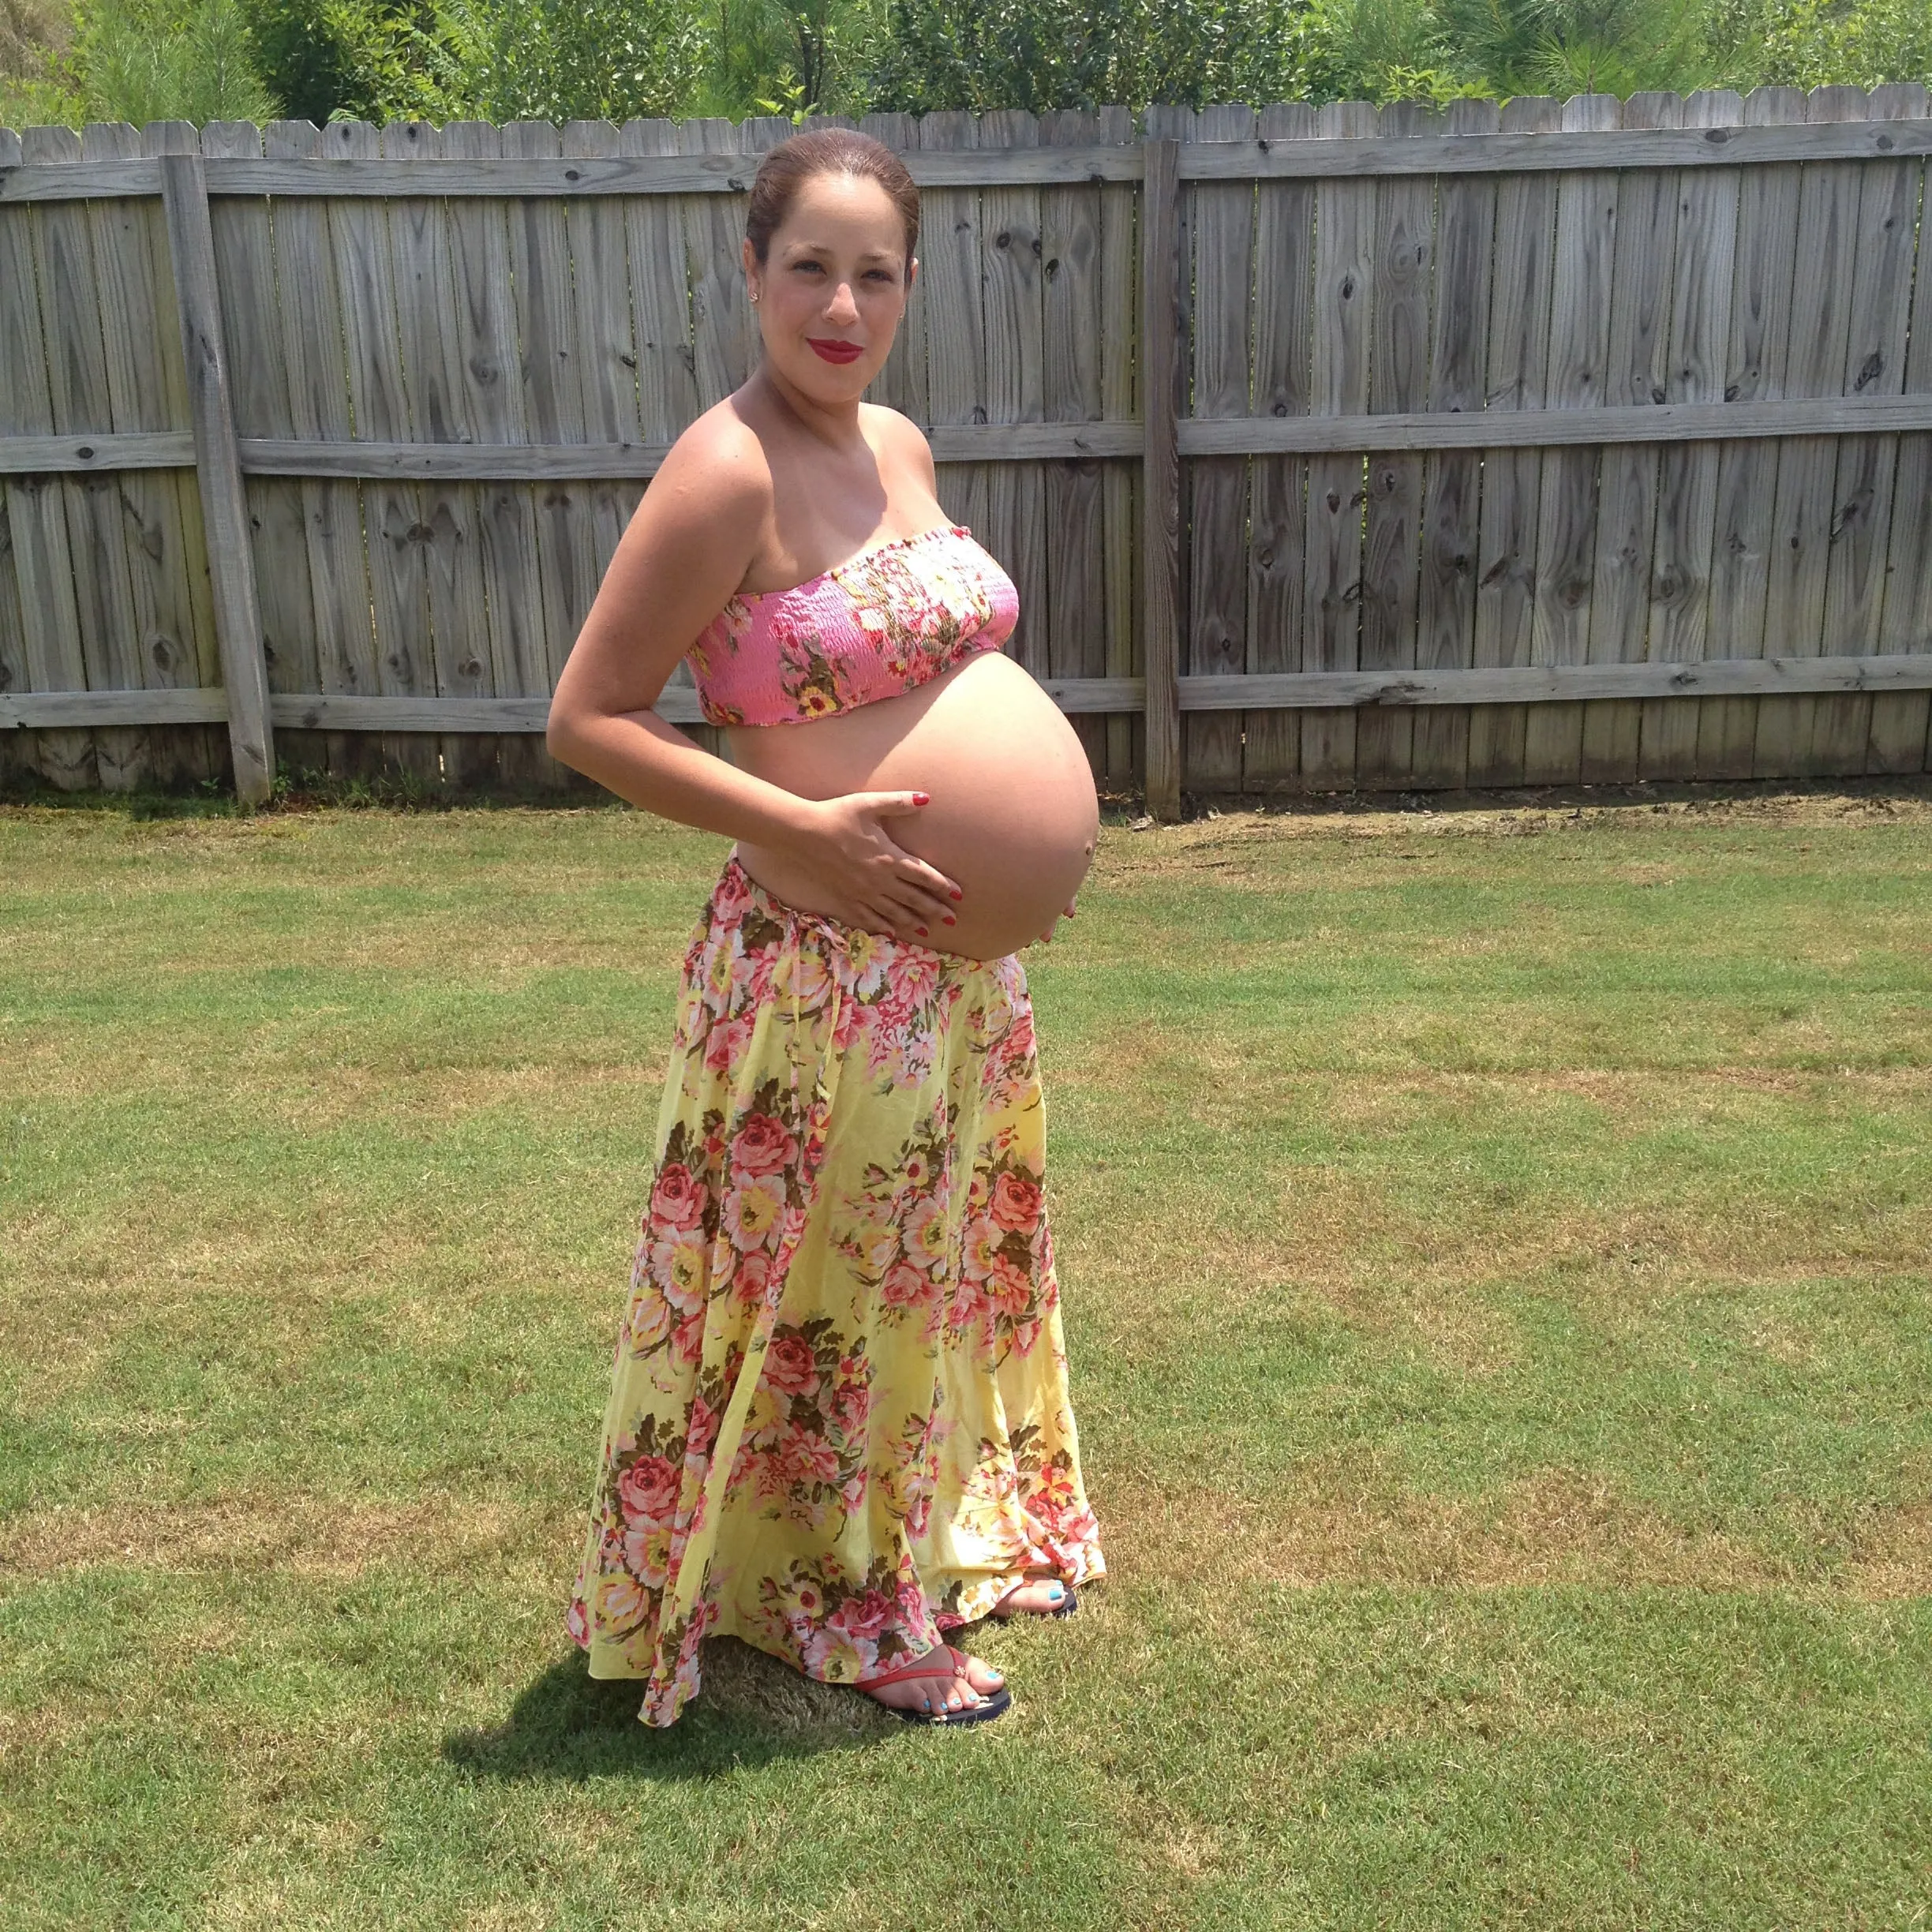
438, 119, 551, 791
159, 143, 274, 800
388, 118, 500, 789
1185, 99, 1256, 793
1698, 88, 1802, 777
1413, 95, 1500, 789
1640, 90, 1742, 781
918, 111, 994, 626
1819, 82, 1926, 777
1757, 87, 1866, 775
264, 117, 374, 784
1874, 110, 1932, 772
1469, 93, 1563, 788
1244, 99, 1317, 792
1359, 99, 1434, 789
26, 124, 151, 791
1527, 93, 1621, 784
6, 96, 1932, 805
981, 107, 1047, 679
88, 122, 208, 789
330, 118, 434, 788
1039, 107, 1110, 786
1090, 104, 1139, 795
1302, 99, 1378, 790
203, 120, 318, 784
1582, 92, 1677, 784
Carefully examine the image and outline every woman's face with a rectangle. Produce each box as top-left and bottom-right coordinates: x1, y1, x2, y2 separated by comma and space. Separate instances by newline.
743, 170, 916, 402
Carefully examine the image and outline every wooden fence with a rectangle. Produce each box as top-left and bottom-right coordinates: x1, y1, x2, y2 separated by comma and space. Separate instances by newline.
3, 91, 1932, 813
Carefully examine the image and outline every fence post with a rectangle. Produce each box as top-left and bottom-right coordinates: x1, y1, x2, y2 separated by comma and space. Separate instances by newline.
158, 148, 274, 805
1139, 135, 1183, 820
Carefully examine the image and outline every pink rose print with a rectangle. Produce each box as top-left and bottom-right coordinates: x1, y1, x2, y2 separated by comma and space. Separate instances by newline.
704, 1011, 757, 1074
774, 1424, 841, 1489
830, 1372, 873, 1437
879, 1258, 930, 1311
828, 1587, 896, 1643
990, 1170, 1042, 1233
731, 1249, 773, 1307
650, 1162, 706, 1230
732, 1113, 798, 1175
763, 1333, 819, 1398
987, 1253, 1035, 1320
671, 1306, 707, 1366
618, 1455, 680, 1527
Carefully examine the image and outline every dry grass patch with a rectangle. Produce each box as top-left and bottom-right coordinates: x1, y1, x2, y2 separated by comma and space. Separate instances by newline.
1843, 1503, 1932, 1598
1108, 1470, 1788, 1594
1062, 1144, 1923, 1356
0, 1492, 564, 1580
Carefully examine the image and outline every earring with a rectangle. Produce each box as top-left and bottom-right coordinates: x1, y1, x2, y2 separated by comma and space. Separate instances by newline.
750, 290, 760, 304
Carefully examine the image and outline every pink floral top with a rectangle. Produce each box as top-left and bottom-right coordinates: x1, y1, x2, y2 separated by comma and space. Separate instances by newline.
684, 523, 1019, 728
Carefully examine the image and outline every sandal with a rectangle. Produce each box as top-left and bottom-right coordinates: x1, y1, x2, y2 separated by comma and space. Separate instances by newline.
858, 1643, 1012, 1727
990, 1577, 1078, 1621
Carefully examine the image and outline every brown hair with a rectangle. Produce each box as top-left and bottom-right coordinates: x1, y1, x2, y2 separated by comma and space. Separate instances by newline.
745, 128, 920, 270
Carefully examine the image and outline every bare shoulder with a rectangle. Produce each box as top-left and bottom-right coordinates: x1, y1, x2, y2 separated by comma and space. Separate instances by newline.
863, 402, 937, 481
652, 400, 776, 529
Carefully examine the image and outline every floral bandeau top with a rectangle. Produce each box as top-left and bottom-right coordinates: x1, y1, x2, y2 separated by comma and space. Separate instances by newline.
683, 523, 1018, 727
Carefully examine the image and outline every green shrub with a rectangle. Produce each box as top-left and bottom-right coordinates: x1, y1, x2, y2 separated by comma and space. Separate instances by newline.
1742, 0, 1932, 88
4, 0, 275, 126
86, 0, 275, 122
432, 0, 709, 124
238, 0, 454, 125
863, 0, 1320, 114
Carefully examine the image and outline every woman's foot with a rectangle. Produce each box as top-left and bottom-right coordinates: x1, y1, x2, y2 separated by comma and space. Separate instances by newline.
859, 1644, 1008, 1720
990, 1575, 1073, 1618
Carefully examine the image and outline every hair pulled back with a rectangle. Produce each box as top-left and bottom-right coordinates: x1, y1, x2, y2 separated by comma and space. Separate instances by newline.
745, 128, 920, 269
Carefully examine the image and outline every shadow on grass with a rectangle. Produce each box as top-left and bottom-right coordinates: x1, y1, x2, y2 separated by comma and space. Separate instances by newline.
444, 1638, 895, 1783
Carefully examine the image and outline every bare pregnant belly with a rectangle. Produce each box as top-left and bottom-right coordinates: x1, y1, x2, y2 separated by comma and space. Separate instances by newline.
726, 650, 1099, 961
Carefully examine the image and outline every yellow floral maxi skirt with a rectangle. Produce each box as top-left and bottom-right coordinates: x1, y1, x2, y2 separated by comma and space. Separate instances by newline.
566, 850, 1105, 1725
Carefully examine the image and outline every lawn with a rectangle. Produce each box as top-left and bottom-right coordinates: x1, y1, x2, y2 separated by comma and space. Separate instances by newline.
2, 783, 1929, 1930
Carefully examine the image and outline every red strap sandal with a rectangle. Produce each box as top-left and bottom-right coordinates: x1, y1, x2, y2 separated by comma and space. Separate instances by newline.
858, 1643, 1012, 1726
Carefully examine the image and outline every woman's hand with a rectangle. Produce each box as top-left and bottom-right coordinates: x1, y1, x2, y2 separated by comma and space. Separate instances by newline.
1034, 898, 1078, 946
784, 791, 964, 940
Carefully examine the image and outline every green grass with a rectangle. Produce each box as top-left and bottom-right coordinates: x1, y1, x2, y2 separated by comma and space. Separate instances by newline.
3, 787, 1930, 1930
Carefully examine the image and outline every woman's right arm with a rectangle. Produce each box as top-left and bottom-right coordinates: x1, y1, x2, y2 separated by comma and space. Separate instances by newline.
544, 425, 962, 937
545, 425, 811, 850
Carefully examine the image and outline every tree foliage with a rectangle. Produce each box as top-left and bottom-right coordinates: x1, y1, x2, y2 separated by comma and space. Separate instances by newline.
4, 0, 1930, 133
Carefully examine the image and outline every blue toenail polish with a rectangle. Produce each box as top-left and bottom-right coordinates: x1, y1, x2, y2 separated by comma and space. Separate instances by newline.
1048, 1583, 1065, 1599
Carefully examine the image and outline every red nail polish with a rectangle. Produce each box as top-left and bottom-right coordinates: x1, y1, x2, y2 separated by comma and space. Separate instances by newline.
942, 915, 956, 926
949, 887, 963, 901
912, 792, 930, 805
916, 926, 929, 937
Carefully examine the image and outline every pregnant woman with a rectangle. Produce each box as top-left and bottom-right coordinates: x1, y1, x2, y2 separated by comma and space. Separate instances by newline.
547, 127, 1106, 1728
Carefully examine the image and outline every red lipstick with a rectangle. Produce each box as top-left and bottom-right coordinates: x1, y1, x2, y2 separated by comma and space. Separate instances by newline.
807, 338, 864, 364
